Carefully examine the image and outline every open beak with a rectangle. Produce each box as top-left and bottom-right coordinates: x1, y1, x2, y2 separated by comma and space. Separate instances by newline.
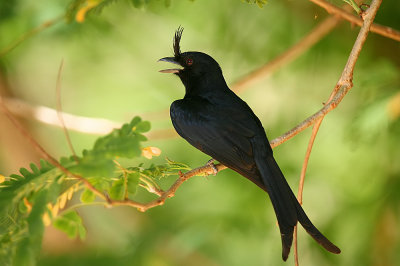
158, 57, 182, 74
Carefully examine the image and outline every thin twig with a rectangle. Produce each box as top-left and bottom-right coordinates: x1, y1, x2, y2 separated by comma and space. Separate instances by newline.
294, 225, 299, 266
309, 0, 400, 42
293, 111, 324, 266
293, 0, 382, 265
0, 15, 64, 57
55, 59, 78, 161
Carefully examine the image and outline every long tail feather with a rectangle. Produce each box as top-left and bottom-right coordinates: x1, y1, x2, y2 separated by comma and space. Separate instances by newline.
254, 153, 340, 260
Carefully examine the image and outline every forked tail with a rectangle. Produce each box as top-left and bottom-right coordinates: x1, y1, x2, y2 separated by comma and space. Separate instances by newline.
255, 155, 341, 261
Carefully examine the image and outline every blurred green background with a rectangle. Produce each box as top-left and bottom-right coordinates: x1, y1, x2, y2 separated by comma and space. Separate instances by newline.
1, 0, 400, 265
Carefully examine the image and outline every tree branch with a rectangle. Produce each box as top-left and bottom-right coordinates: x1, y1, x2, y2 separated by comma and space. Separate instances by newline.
294, 0, 382, 265
309, 0, 400, 42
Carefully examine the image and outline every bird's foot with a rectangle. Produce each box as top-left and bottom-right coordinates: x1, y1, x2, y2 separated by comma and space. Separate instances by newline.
207, 159, 218, 176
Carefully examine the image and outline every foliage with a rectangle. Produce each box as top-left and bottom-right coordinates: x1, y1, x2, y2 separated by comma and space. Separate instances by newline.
0, 117, 189, 265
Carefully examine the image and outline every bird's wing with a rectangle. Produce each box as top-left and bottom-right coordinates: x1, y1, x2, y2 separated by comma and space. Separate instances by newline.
170, 97, 266, 190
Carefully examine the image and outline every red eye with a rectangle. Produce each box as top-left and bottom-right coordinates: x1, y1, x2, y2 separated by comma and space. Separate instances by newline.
186, 58, 193, 66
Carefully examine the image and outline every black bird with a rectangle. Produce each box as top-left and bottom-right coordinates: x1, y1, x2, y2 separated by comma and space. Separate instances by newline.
159, 27, 340, 261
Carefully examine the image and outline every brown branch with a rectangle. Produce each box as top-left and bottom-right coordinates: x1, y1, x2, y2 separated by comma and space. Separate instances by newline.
55, 59, 78, 161
0, 15, 64, 58
309, 0, 400, 42
294, 0, 383, 264
298, 119, 324, 204
294, 224, 300, 266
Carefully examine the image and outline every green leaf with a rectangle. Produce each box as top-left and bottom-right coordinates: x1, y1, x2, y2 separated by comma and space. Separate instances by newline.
127, 172, 140, 195
39, 159, 53, 172
64, 117, 149, 180
109, 178, 125, 200
30, 163, 40, 175
135, 121, 151, 133
130, 116, 142, 127
85, 116, 149, 160
13, 238, 34, 266
88, 177, 110, 192
13, 189, 48, 266
69, 158, 115, 178
19, 167, 30, 178
53, 210, 86, 240
80, 189, 96, 203
27, 190, 47, 242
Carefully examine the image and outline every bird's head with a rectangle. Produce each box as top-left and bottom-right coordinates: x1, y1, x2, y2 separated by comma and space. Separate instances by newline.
159, 27, 226, 94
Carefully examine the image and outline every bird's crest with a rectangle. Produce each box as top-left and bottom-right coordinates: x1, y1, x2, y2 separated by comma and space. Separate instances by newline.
173, 26, 184, 59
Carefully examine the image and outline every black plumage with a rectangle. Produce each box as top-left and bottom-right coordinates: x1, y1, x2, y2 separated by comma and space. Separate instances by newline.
159, 27, 340, 261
